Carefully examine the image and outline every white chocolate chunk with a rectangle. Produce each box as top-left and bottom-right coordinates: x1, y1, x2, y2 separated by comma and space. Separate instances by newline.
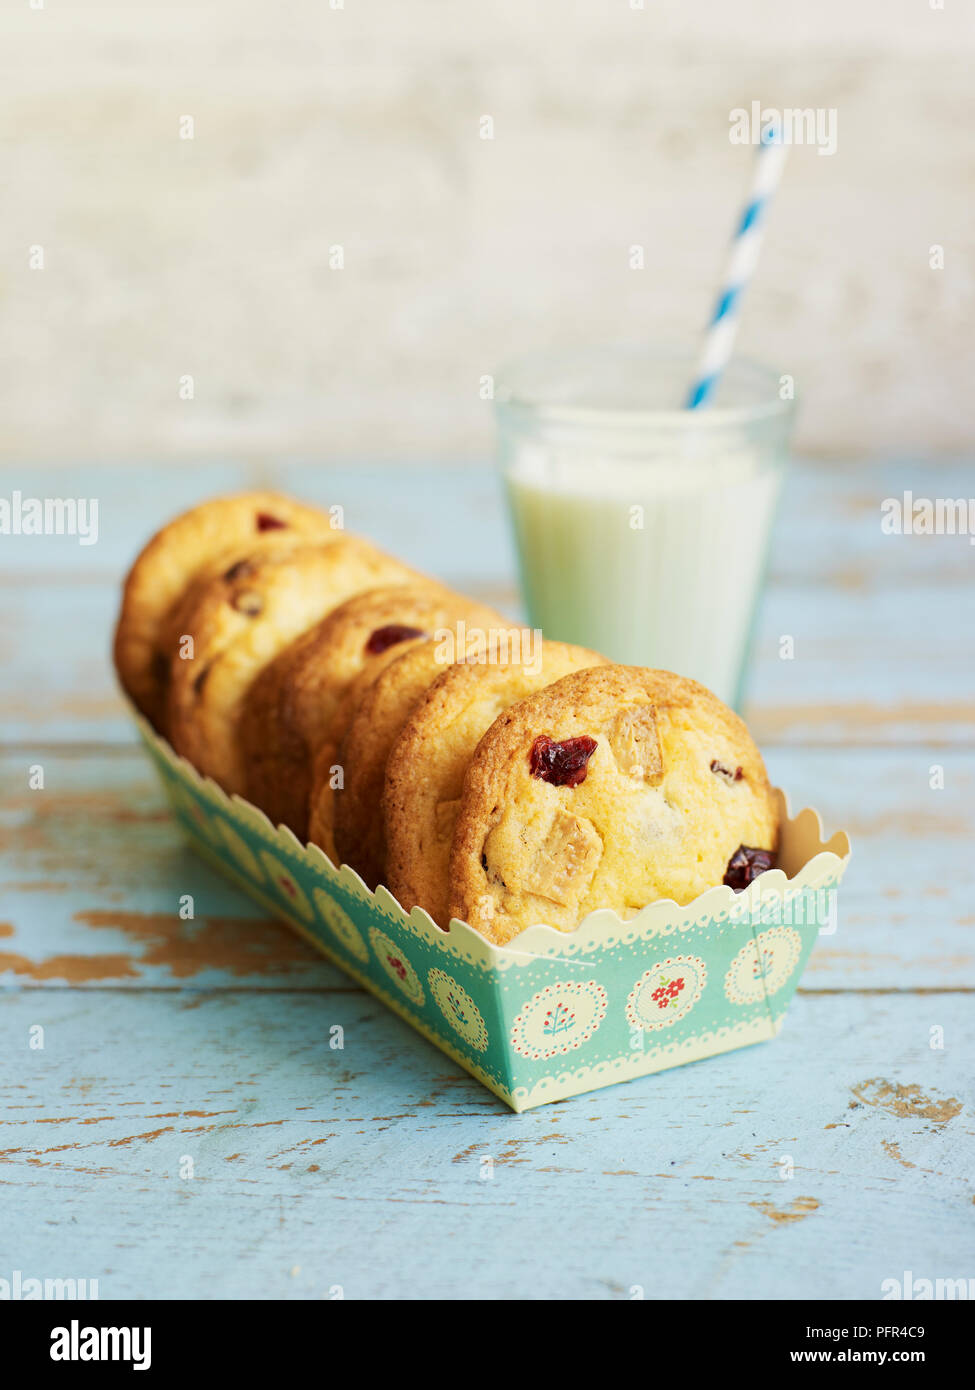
607, 704, 663, 784
519, 808, 602, 905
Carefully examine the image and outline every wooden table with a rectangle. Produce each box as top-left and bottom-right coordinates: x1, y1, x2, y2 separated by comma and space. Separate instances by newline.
2, 460, 973, 1300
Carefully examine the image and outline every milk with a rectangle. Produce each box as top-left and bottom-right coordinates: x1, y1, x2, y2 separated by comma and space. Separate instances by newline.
504, 445, 782, 707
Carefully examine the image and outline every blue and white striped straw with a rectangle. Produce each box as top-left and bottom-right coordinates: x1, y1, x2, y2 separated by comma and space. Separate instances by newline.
686, 123, 787, 409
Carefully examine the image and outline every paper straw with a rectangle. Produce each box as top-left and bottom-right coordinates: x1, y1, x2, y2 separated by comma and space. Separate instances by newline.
686, 123, 787, 409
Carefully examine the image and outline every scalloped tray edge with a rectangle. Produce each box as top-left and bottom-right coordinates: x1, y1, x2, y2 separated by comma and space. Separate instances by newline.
132, 706, 852, 1111
134, 707, 850, 966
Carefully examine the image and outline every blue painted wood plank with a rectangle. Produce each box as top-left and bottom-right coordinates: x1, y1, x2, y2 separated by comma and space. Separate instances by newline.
766, 745, 975, 988
745, 586, 975, 743
0, 462, 264, 577
0, 584, 126, 745
1, 989, 971, 1300
769, 457, 975, 590
272, 462, 519, 591
2, 480, 974, 745
1, 561, 973, 750
1, 457, 971, 591
0, 751, 337, 992
0, 461, 516, 592
1, 747, 972, 991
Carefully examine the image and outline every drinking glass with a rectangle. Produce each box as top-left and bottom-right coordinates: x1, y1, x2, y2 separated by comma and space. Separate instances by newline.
495, 345, 794, 709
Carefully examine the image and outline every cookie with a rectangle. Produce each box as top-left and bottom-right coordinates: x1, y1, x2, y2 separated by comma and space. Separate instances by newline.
166, 537, 415, 795
113, 492, 338, 730
326, 639, 465, 887
448, 665, 780, 944
305, 638, 432, 865
242, 584, 505, 840
383, 640, 606, 927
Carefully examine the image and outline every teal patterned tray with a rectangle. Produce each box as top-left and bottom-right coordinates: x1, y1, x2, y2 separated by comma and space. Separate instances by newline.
136, 714, 851, 1112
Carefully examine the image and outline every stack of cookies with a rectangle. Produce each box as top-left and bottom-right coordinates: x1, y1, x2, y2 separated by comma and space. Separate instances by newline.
114, 492, 779, 945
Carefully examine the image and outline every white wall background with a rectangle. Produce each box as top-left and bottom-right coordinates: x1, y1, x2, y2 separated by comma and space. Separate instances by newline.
0, 0, 971, 463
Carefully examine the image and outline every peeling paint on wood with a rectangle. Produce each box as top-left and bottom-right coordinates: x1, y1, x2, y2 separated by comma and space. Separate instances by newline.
851, 1079, 963, 1125
751, 1197, 821, 1225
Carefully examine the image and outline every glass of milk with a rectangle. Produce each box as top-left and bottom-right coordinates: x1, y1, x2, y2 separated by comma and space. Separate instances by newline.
495, 345, 794, 709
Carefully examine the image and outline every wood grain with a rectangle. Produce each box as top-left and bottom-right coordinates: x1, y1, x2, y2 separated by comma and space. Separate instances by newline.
1, 990, 971, 1300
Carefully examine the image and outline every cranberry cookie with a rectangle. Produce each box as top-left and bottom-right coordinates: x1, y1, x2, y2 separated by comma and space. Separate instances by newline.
114, 492, 338, 730
166, 537, 413, 795
383, 641, 606, 927
305, 638, 434, 864
242, 584, 504, 840
314, 620, 533, 876
328, 639, 490, 888
449, 666, 779, 944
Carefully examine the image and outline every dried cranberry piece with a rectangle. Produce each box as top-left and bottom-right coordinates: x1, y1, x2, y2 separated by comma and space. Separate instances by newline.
365, 623, 427, 655
529, 734, 598, 788
723, 844, 776, 892
711, 759, 744, 782
255, 512, 288, 532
